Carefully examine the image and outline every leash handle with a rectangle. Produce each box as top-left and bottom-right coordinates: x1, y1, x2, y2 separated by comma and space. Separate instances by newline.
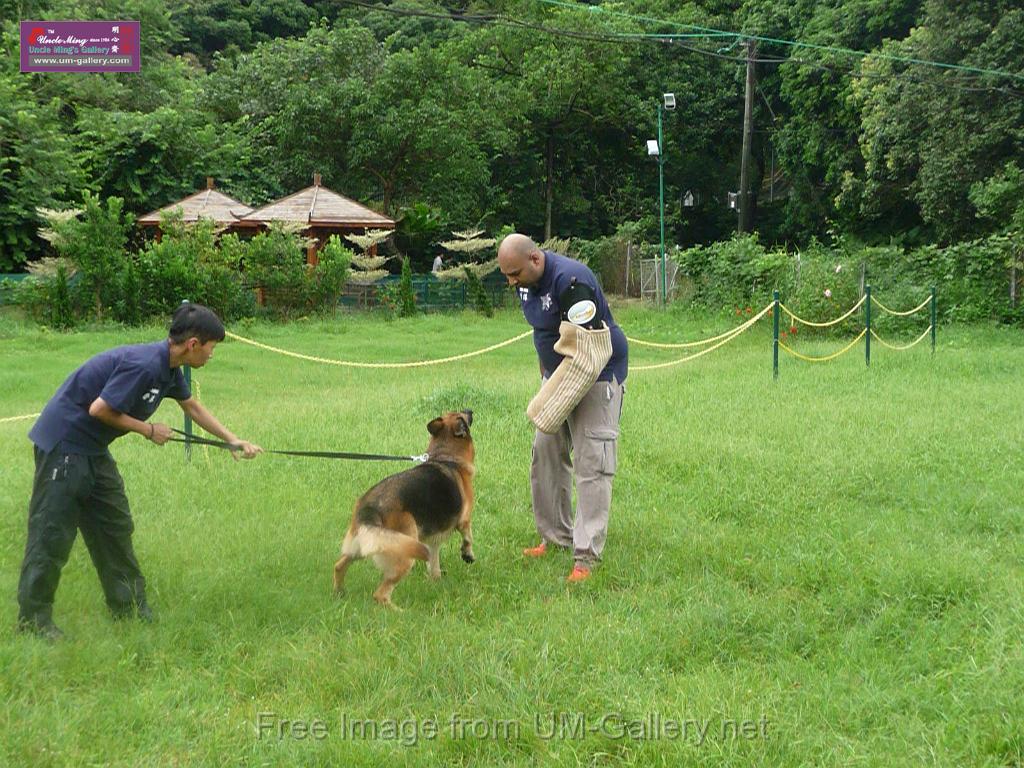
169, 429, 238, 451
168, 429, 426, 463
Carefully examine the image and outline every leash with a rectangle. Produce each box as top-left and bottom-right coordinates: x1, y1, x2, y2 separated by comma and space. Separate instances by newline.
168, 429, 428, 463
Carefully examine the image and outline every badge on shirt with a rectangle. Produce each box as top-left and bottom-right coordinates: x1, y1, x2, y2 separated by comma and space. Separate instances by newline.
567, 300, 597, 326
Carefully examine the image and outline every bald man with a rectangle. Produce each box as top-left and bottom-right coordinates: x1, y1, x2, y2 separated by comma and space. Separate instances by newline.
498, 234, 628, 582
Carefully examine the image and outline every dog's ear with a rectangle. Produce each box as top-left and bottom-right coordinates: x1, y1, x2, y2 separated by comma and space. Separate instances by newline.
427, 417, 444, 436
462, 409, 473, 426
454, 414, 469, 437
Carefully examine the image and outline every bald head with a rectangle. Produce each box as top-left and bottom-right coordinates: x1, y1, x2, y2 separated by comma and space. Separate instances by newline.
498, 233, 545, 288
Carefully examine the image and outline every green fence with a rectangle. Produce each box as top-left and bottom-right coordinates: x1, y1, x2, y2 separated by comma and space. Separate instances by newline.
339, 271, 512, 311
0, 273, 31, 305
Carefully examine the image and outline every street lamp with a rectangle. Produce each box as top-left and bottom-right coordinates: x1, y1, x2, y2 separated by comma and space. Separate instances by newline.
648, 92, 675, 305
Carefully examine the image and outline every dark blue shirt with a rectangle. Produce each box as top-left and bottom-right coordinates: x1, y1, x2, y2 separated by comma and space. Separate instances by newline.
516, 251, 628, 383
29, 341, 192, 454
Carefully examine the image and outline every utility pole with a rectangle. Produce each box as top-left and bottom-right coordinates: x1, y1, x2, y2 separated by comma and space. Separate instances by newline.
657, 101, 666, 305
738, 39, 757, 233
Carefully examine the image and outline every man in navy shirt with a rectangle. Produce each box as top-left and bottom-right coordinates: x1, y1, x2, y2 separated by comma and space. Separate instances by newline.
498, 234, 627, 583
17, 303, 261, 640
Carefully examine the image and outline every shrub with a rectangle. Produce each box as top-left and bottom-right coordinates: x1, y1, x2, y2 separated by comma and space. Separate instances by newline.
311, 235, 353, 313
241, 225, 313, 318
396, 256, 417, 317
464, 266, 493, 317
38, 192, 132, 320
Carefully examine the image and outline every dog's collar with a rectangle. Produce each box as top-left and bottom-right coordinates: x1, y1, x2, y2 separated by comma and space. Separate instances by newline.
426, 454, 474, 472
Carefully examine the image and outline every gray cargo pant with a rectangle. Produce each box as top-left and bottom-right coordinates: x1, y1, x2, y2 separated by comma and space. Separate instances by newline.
530, 377, 624, 566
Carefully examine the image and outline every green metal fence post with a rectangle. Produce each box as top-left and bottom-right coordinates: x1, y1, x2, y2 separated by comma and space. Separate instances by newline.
864, 284, 871, 368
930, 286, 937, 354
773, 290, 780, 380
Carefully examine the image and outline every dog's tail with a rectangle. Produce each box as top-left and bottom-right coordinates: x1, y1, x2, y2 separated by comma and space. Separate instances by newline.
344, 525, 430, 562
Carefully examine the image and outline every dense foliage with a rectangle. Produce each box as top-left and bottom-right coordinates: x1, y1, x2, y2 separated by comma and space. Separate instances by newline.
2, 0, 1022, 322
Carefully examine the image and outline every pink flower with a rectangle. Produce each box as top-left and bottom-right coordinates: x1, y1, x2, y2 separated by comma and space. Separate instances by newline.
824, 289, 832, 299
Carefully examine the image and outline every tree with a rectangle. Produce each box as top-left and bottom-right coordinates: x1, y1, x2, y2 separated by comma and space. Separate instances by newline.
345, 44, 510, 218
970, 161, 1024, 307
434, 229, 497, 280
345, 229, 393, 283
202, 22, 383, 197
0, 65, 83, 269
37, 193, 132, 320
845, 1, 1024, 243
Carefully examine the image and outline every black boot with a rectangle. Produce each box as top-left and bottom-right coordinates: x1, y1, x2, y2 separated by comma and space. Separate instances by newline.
136, 600, 154, 623
16, 608, 65, 641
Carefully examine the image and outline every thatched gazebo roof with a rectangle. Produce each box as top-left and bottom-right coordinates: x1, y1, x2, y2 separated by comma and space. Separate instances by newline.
235, 173, 395, 229
137, 178, 252, 227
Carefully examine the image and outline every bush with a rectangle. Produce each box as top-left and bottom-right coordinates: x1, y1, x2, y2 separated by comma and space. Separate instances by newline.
396, 257, 417, 317
241, 226, 313, 318
675, 233, 794, 311
673, 231, 1023, 327
310, 235, 353, 313
464, 266, 493, 317
38, 192, 132, 321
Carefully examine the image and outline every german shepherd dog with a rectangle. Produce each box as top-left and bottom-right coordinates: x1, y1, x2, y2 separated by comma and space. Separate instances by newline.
333, 411, 475, 608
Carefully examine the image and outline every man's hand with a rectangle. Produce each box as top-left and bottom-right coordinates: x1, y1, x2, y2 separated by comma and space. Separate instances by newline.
229, 440, 262, 460
149, 422, 173, 445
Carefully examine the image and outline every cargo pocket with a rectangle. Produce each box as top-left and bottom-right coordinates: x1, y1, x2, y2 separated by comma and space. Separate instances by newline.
584, 427, 618, 476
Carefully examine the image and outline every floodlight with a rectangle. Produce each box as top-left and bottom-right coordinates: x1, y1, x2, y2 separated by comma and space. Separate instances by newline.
663, 92, 676, 110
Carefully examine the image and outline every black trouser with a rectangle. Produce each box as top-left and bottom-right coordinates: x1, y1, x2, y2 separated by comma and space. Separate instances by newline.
18, 447, 146, 623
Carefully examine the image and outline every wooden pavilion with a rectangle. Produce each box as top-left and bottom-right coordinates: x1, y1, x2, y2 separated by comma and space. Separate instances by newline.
137, 178, 253, 234
231, 173, 395, 264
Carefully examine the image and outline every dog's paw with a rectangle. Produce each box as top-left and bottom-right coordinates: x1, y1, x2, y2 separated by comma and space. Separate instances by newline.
461, 551, 476, 564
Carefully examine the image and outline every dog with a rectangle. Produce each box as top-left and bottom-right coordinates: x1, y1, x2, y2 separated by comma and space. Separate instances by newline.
333, 410, 476, 608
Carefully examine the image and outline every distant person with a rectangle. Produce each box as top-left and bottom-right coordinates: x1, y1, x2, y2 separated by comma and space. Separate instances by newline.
432, 254, 444, 273
497, 234, 628, 583
16, 303, 261, 640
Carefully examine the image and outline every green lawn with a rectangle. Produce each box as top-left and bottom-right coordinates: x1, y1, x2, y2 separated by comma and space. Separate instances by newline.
1, 305, 1022, 767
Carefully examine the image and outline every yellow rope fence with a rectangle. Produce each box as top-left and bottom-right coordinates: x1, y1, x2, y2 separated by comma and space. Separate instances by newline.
870, 294, 932, 316
778, 329, 867, 362
0, 413, 39, 424
224, 329, 532, 368
0, 292, 934, 422
632, 304, 773, 371
870, 326, 933, 351
780, 295, 865, 328
626, 305, 772, 349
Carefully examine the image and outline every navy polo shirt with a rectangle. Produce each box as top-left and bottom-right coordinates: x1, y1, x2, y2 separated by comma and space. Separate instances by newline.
516, 251, 628, 383
29, 341, 192, 455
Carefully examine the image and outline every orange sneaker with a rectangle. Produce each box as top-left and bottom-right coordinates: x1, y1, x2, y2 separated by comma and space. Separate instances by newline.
566, 565, 591, 583
523, 542, 548, 558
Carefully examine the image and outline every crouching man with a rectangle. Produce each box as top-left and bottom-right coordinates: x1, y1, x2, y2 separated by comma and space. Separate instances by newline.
16, 303, 261, 640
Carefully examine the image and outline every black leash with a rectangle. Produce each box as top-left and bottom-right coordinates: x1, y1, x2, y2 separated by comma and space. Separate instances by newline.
168, 428, 428, 463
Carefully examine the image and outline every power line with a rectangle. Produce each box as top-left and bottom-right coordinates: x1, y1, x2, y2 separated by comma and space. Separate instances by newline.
536, 0, 1024, 83
333, 0, 1024, 99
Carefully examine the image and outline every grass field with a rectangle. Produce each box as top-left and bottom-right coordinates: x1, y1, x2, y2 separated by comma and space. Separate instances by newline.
1, 304, 1022, 767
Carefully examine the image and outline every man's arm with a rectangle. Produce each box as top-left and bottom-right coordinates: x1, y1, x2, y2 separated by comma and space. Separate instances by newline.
88, 397, 154, 440
175, 398, 261, 459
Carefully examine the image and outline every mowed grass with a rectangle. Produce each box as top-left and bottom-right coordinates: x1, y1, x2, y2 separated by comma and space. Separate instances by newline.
0, 304, 1022, 767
